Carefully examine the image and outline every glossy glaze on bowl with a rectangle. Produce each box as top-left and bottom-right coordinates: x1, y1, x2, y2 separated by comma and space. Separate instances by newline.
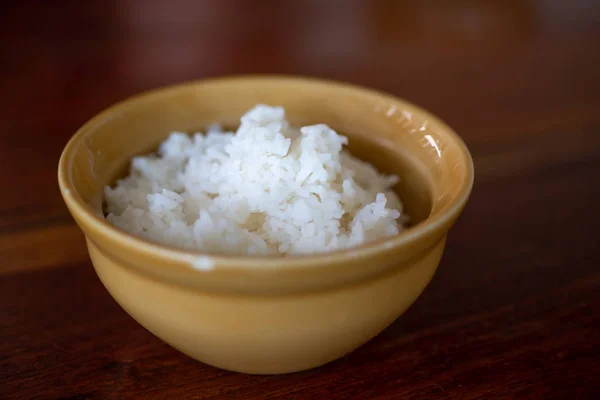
58, 76, 473, 374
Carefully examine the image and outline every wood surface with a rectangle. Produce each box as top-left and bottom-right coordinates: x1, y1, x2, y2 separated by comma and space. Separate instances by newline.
1, 0, 599, 398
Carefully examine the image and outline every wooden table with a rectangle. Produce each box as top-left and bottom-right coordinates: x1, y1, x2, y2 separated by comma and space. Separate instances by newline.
1, 1, 599, 398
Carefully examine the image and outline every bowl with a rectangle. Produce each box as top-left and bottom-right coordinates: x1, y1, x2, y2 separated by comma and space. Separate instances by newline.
58, 76, 473, 374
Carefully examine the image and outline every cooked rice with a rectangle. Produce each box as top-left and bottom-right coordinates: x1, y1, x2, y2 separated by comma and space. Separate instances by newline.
104, 105, 405, 255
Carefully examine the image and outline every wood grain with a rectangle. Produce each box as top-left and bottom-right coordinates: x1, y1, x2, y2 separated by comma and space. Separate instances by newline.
1, 0, 599, 398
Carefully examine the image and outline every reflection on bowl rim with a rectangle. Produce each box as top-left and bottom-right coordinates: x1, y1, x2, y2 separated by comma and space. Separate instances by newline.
58, 75, 474, 273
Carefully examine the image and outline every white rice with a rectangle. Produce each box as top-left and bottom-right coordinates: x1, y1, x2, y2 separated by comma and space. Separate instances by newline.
104, 105, 405, 256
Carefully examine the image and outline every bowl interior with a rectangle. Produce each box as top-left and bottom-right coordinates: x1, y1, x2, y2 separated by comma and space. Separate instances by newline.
68, 79, 467, 231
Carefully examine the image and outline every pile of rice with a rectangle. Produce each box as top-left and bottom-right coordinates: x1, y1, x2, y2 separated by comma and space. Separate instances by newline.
104, 105, 405, 256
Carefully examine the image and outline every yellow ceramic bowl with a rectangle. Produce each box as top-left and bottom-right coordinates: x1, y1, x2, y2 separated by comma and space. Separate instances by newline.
58, 76, 473, 374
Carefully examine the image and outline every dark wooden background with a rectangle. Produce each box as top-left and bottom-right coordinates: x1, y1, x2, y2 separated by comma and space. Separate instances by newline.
1, 0, 599, 398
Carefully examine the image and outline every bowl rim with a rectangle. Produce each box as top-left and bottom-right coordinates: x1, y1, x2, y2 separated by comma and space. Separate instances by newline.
58, 75, 474, 273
